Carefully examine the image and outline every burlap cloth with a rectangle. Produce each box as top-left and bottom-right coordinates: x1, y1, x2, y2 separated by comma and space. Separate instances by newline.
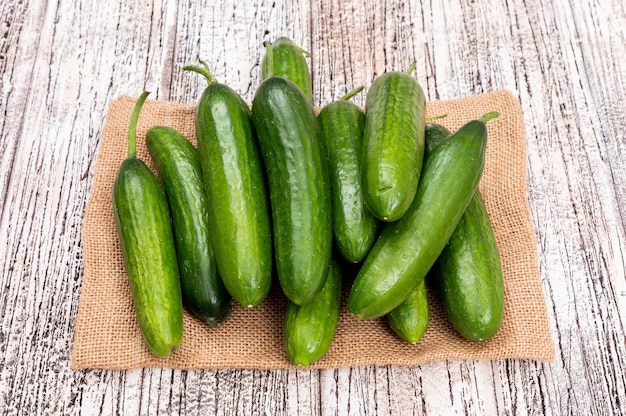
72, 89, 554, 370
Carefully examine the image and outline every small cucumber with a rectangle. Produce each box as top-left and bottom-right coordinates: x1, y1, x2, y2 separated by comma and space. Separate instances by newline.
318, 86, 379, 263
424, 122, 453, 152
432, 191, 505, 341
347, 113, 497, 320
361, 61, 426, 222
284, 258, 342, 366
146, 126, 231, 326
112, 92, 183, 357
261, 37, 313, 103
183, 61, 273, 308
425, 123, 504, 342
251, 76, 332, 305
387, 278, 429, 344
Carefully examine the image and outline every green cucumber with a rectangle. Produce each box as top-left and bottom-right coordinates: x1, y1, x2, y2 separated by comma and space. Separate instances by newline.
361, 61, 426, 222
387, 278, 429, 344
251, 76, 332, 305
146, 126, 231, 326
318, 86, 379, 263
284, 258, 342, 366
347, 113, 498, 320
183, 61, 273, 308
261, 37, 312, 103
432, 191, 505, 341
424, 122, 453, 152
112, 91, 183, 357
425, 123, 504, 342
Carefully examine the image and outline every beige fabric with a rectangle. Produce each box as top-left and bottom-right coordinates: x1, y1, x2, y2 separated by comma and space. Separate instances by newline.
72, 90, 554, 370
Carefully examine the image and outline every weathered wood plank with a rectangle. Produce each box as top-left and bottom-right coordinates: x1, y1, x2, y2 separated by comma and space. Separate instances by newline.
0, 0, 32, 218
512, 0, 626, 413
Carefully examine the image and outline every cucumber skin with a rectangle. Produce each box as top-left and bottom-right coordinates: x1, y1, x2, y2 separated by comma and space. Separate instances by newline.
261, 37, 312, 103
387, 278, 429, 344
425, 122, 504, 341
146, 126, 231, 326
362, 71, 426, 222
251, 76, 332, 305
113, 157, 183, 357
348, 120, 488, 320
195, 83, 273, 308
318, 100, 379, 263
284, 259, 342, 366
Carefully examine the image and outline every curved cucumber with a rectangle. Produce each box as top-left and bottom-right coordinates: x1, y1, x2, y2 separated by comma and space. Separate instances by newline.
284, 259, 342, 366
425, 123, 504, 342
184, 61, 273, 308
112, 92, 183, 357
361, 62, 426, 221
261, 37, 312, 103
146, 126, 231, 326
318, 87, 379, 263
251, 76, 332, 305
387, 278, 429, 344
348, 114, 496, 320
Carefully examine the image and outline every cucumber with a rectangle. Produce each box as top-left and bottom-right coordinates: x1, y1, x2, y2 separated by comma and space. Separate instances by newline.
251, 76, 332, 305
361, 61, 426, 222
183, 61, 273, 308
432, 191, 505, 341
386, 278, 429, 344
318, 86, 379, 263
146, 126, 231, 326
424, 122, 453, 152
424, 123, 505, 342
261, 37, 312, 103
284, 258, 342, 366
347, 113, 498, 320
112, 91, 183, 357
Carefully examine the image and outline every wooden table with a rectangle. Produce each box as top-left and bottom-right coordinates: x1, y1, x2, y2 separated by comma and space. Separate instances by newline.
1, 0, 625, 414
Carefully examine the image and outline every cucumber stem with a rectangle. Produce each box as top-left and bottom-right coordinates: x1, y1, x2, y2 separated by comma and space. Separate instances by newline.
127, 91, 150, 159
406, 60, 417, 75
182, 59, 218, 85
340, 86, 365, 101
263, 41, 274, 78
426, 113, 448, 121
479, 111, 500, 124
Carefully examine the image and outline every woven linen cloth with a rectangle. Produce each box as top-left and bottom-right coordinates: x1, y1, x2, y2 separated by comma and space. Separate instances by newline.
72, 90, 555, 370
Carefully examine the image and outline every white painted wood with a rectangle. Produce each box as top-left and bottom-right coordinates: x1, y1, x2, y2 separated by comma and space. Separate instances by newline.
1, 0, 625, 414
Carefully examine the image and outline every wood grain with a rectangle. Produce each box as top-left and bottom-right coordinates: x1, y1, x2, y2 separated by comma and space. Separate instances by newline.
0, 0, 625, 414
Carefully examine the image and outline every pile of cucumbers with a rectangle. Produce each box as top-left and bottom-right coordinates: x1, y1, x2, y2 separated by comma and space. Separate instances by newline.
112, 37, 505, 366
